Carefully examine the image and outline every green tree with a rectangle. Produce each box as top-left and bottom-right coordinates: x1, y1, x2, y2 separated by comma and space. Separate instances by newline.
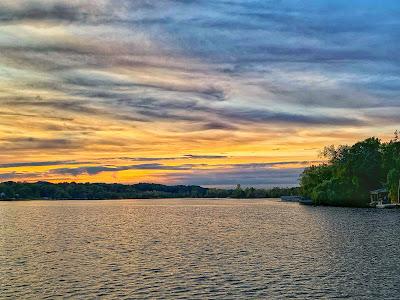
301, 137, 386, 207
387, 169, 400, 203
232, 184, 245, 198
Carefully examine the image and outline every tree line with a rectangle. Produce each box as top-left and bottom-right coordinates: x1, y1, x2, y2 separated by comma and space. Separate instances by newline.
300, 134, 400, 207
0, 181, 300, 200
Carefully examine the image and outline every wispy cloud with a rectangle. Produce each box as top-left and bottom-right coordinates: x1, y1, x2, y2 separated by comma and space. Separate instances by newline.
0, 160, 89, 168
0, 0, 398, 184
119, 155, 228, 161
49, 163, 194, 176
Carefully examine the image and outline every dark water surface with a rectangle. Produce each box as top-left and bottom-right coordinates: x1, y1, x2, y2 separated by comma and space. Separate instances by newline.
1, 199, 400, 299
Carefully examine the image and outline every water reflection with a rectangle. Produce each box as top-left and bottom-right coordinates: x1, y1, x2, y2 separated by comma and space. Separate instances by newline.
1, 199, 400, 299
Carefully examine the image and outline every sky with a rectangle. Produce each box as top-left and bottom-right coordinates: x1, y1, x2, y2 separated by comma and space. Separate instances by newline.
0, 0, 399, 187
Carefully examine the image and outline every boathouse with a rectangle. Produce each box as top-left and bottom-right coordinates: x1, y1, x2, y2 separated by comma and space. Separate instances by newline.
369, 188, 389, 207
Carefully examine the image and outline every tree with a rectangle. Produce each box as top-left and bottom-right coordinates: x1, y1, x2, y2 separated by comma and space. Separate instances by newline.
232, 184, 245, 198
387, 169, 400, 203
301, 137, 387, 207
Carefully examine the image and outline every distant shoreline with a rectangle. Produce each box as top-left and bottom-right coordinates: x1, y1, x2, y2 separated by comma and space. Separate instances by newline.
0, 181, 300, 201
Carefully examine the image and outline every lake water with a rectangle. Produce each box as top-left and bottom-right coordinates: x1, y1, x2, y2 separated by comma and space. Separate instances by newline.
1, 199, 400, 299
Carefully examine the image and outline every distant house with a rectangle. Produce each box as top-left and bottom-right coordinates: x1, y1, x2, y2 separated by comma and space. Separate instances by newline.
280, 195, 302, 202
369, 188, 389, 207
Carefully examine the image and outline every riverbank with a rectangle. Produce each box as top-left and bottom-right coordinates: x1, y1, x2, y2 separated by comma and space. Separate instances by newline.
0, 181, 300, 201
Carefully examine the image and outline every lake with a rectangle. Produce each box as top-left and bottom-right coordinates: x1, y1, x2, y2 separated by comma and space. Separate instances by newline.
1, 199, 400, 299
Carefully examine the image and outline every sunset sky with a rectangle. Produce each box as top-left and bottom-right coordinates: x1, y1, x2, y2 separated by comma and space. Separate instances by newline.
0, 0, 399, 187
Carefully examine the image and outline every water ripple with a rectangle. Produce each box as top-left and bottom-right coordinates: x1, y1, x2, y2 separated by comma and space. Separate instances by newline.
1, 199, 400, 299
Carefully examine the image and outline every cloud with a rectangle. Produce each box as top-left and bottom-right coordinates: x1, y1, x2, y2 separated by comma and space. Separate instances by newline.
49, 163, 194, 176
200, 122, 237, 130
0, 160, 89, 168
0, 3, 88, 23
119, 155, 228, 161
216, 107, 365, 126
1, 0, 391, 130
221, 161, 322, 169
1, 137, 77, 150
183, 154, 227, 159
0, 1, 122, 25
0, 0, 398, 185
0, 171, 42, 180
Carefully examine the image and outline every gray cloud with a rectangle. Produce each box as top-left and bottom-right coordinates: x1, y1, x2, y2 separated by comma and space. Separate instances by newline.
0, 4, 86, 23
1, 137, 76, 150
49, 163, 194, 176
2, 0, 396, 127
119, 154, 228, 161
216, 108, 365, 126
112, 95, 365, 126
0, 2, 119, 24
0, 160, 90, 168
200, 121, 237, 131
221, 161, 321, 169
0, 171, 42, 180
183, 154, 227, 159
